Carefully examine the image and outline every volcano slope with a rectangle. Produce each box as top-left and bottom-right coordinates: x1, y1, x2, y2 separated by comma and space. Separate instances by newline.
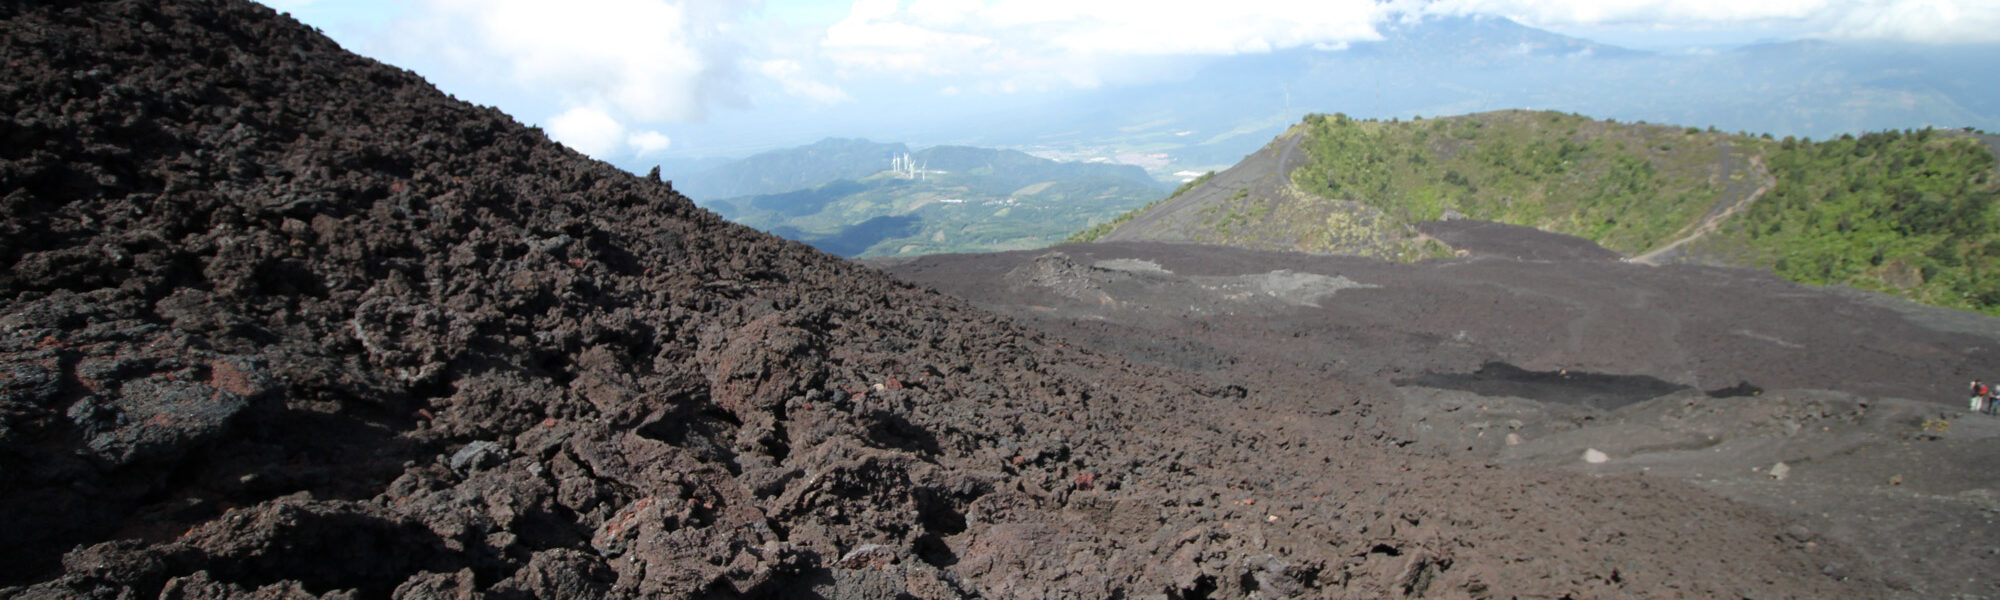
0, 1, 1899, 598
882, 227, 2000, 599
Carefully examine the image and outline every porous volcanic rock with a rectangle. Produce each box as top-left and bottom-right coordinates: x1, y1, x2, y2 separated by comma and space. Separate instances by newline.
2, 1, 1883, 598
886, 237, 2000, 599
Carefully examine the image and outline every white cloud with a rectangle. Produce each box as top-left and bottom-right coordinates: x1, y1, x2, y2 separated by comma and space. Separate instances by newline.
754, 59, 852, 104
324, 0, 1994, 160
1413, 0, 2000, 43
801, 0, 2000, 103
370, 0, 894, 158
629, 130, 673, 156
1038, 1, 1384, 56
547, 106, 628, 157
546, 109, 681, 159
1817, 0, 2000, 44
417, 0, 724, 122
822, 8, 995, 76
1415, 0, 1829, 27
818, 0, 1392, 93
820, 0, 2000, 85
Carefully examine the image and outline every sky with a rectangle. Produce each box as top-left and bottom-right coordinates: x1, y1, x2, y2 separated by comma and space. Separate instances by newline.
258, 0, 2000, 163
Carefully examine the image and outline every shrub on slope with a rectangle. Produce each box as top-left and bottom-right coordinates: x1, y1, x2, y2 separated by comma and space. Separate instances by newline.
1730, 130, 2000, 314
1291, 111, 1743, 255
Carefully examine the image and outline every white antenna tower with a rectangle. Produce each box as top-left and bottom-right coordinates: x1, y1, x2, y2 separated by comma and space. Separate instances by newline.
1283, 83, 1292, 123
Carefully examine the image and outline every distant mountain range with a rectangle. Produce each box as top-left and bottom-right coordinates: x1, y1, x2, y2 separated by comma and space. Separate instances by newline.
672, 138, 912, 200
634, 15, 1997, 195
1086, 110, 2000, 315
639, 16, 1996, 180
675, 138, 1168, 257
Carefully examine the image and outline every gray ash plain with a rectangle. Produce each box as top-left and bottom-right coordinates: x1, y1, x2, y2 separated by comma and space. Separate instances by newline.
881, 229, 2000, 599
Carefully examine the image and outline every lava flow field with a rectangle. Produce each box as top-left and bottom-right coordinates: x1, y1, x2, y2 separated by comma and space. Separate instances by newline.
2, 1, 1995, 598
881, 230, 2000, 599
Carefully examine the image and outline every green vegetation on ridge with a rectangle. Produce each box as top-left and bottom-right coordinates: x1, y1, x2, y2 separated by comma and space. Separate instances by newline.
1731, 130, 2000, 313
1283, 111, 2000, 313
1079, 110, 2000, 314
1291, 111, 1740, 255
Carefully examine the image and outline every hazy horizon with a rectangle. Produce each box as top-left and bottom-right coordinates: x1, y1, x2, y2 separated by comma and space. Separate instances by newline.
261, 0, 2000, 170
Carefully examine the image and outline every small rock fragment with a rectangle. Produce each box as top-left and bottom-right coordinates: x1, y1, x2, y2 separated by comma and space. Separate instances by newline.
1583, 448, 1609, 464
1505, 433, 1522, 446
450, 440, 508, 473
1769, 462, 1791, 480
835, 544, 900, 569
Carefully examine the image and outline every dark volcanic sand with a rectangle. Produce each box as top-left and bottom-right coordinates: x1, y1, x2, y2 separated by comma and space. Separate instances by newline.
0, 1, 1963, 598
882, 234, 2000, 599
1415, 220, 1624, 263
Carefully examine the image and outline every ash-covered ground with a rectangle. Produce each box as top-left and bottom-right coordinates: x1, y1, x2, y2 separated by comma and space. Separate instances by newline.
0, 1, 1984, 598
882, 231, 2000, 599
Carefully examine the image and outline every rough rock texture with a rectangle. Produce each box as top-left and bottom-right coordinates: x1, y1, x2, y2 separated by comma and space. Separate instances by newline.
885, 235, 2000, 599
1, 1, 1888, 597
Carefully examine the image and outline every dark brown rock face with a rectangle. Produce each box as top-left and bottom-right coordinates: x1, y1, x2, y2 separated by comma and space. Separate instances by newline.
0, 1, 1883, 598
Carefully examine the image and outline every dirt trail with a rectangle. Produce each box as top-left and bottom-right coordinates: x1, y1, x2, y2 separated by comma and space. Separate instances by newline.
1632, 153, 1774, 265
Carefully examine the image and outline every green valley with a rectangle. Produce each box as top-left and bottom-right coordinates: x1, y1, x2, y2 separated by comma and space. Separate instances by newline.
692, 141, 1167, 257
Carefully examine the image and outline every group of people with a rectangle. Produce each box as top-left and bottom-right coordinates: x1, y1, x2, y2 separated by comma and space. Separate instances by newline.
1971, 380, 1999, 415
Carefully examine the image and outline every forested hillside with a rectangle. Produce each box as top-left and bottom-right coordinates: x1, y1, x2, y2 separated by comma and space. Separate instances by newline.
1290, 111, 1757, 255
1721, 130, 2000, 313
1080, 110, 2000, 314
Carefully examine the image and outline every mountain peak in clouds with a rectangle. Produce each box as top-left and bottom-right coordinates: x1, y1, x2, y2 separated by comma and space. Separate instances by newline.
1366, 14, 1647, 61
